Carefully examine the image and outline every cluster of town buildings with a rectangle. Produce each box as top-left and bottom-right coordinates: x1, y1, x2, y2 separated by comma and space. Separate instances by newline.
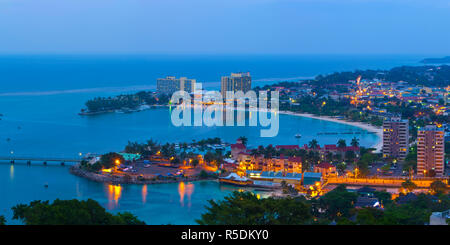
217, 138, 362, 190
156, 71, 448, 179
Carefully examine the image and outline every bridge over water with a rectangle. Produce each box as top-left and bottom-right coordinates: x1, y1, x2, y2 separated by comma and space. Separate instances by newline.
0, 156, 82, 165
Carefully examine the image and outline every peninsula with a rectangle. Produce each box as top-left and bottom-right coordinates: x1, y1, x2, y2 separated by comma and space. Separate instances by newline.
421, 56, 450, 64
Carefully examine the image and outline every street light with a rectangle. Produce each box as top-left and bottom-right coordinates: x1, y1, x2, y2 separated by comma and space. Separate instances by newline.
10, 150, 14, 163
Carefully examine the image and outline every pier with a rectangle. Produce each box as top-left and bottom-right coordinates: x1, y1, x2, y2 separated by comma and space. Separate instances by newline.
0, 156, 82, 165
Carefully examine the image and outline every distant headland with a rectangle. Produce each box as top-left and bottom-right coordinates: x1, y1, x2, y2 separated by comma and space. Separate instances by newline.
420, 56, 450, 64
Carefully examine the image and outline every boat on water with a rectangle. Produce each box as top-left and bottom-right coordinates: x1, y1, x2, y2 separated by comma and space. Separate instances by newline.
294, 134, 301, 138
219, 173, 253, 186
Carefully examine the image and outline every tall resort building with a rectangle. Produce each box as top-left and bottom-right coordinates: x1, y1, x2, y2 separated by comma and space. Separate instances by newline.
382, 117, 409, 161
417, 125, 445, 177
157, 76, 196, 95
220, 72, 252, 98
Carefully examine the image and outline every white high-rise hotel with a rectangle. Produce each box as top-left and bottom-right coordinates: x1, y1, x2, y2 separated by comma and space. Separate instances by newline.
220, 72, 252, 98
157, 76, 196, 95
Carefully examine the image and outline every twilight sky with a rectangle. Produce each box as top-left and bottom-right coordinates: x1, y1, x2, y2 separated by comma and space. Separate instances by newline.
0, 0, 449, 54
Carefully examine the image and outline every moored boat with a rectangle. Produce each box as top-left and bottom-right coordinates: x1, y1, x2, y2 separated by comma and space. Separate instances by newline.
219, 173, 253, 186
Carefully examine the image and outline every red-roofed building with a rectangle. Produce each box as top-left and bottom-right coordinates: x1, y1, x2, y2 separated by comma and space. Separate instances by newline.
321, 144, 360, 157
275, 145, 300, 150
324, 144, 338, 151
314, 162, 336, 177
231, 143, 247, 160
287, 156, 302, 173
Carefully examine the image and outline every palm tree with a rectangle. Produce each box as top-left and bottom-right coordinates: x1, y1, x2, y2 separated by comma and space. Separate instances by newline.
337, 139, 347, 148
238, 136, 248, 146
308, 139, 318, 149
250, 149, 259, 157
351, 137, 359, 147
326, 152, 333, 162
401, 180, 417, 193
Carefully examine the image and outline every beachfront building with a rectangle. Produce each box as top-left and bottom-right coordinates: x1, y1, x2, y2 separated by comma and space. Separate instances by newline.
231, 142, 247, 160
313, 162, 336, 177
236, 152, 302, 174
246, 170, 302, 186
382, 117, 409, 161
157, 76, 196, 95
270, 155, 302, 173
417, 125, 445, 177
220, 72, 252, 98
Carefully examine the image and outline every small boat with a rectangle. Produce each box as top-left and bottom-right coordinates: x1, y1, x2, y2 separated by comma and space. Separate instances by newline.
219, 173, 253, 186
44, 184, 49, 188
295, 134, 301, 138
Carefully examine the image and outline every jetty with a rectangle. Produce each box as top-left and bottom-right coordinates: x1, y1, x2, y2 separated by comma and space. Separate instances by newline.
0, 156, 82, 165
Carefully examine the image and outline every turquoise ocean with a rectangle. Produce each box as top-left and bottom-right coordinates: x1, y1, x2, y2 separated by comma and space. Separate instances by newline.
0, 54, 424, 224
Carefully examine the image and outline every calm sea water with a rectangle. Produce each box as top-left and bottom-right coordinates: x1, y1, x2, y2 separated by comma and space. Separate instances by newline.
1, 163, 243, 225
0, 54, 422, 224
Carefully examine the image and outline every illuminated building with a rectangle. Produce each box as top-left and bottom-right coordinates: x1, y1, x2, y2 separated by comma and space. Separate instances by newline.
382, 117, 409, 161
157, 76, 196, 95
220, 72, 251, 98
417, 125, 445, 177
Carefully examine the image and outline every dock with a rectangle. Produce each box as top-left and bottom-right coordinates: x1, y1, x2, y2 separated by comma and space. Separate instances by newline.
0, 156, 82, 166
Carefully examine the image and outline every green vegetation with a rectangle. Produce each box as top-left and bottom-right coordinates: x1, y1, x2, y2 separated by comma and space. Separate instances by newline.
83, 91, 169, 113
360, 193, 450, 225
198, 170, 217, 179
80, 152, 125, 172
430, 180, 448, 195
196, 191, 312, 225
238, 136, 248, 146
0, 215, 5, 225
312, 65, 450, 87
315, 185, 358, 219
11, 199, 145, 225
198, 185, 450, 225
403, 145, 417, 172
373, 191, 393, 206
401, 180, 418, 193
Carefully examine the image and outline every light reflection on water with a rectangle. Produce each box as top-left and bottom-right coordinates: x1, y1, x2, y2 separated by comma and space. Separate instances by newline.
106, 184, 123, 209
178, 182, 195, 208
142, 184, 147, 204
9, 165, 14, 181
0, 164, 252, 225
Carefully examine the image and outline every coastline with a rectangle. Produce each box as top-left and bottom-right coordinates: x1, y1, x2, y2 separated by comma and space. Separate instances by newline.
80, 103, 383, 152
69, 165, 217, 185
79, 104, 169, 116
279, 111, 383, 152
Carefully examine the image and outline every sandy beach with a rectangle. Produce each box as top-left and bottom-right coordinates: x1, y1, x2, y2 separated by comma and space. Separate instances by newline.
279, 111, 383, 152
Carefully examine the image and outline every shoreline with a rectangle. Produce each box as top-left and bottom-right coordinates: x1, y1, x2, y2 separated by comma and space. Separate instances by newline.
80, 104, 383, 152
69, 165, 217, 185
279, 111, 383, 152
79, 104, 169, 116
